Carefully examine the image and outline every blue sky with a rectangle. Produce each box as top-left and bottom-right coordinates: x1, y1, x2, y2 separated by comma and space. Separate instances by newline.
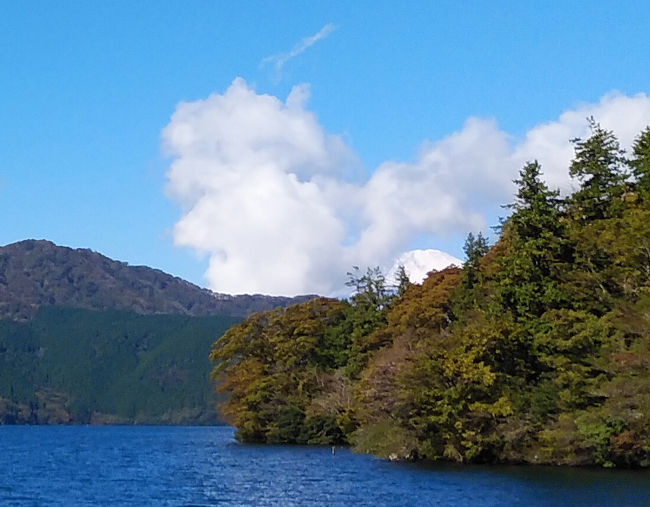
2, 2, 650, 295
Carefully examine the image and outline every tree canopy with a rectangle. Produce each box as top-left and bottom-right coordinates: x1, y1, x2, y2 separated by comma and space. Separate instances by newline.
211, 123, 650, 467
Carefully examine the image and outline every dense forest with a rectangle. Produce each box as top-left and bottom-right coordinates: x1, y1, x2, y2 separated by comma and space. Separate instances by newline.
0, 307, 239, 424
210, 121, 650, 467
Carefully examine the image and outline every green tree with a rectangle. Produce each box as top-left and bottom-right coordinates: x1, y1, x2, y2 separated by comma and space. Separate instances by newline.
346, 266, 392, 311
569, 118, 627, 221
499, 161, 568, 319
344, 266, 395, 377
394, 265, 412, 298
451, 232, 490, 317
462, 232, 489, 289
630, 126, 650, 196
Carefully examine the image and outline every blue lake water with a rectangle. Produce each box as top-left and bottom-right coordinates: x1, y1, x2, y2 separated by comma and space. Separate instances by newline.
1, 425, 649, 506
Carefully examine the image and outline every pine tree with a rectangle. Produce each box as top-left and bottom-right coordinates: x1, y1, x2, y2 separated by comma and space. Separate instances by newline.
462, 232, 489, 289
569, 118, 627, 221
394, 265, 412, 298
344, 266, 394, 377
499, 161, 567, 319
630, 126, 650, 197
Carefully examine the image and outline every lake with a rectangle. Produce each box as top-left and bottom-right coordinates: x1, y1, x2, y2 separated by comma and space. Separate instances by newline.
1, 425, 649, 506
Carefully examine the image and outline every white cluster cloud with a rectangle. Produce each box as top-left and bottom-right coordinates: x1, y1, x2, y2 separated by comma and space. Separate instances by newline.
163, 80, 650, 296
512, 92, 650, 194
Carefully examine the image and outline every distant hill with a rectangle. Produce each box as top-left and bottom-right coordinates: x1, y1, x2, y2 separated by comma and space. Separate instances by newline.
0, 239, 313, 321
0, 239, 315, 425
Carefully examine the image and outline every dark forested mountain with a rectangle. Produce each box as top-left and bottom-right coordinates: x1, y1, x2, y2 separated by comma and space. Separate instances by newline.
0, 239, 312, 321
0, 240, 313, 425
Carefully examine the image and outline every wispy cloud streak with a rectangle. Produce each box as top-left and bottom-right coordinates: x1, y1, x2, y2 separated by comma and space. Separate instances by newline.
263, 23, 336, 78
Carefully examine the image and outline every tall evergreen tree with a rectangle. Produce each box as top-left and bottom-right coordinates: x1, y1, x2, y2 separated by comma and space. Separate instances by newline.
499, 161, 567, 319
630, 126, 650, 197
569, 118, 627, 221
462, 232, 489, 290
451, 232, 490, 316
394, 265, 412, 298
344, 266, 394, 377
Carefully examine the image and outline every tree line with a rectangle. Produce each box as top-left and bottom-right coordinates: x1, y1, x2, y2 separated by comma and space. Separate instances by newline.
211, 121, 650, 467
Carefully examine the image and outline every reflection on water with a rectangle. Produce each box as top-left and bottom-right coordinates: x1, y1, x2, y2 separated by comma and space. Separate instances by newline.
1, 425, 649, 506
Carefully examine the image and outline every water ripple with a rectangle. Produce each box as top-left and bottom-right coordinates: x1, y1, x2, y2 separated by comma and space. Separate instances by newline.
1, 426, 649, 506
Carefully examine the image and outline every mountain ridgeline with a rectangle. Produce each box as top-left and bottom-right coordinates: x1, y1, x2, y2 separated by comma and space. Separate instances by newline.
0, 240, 312, 424
211, 123, 650, 467
0, 239, 313, 321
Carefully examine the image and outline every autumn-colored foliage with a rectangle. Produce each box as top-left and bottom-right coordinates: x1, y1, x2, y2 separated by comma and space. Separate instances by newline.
211, 122, 650, 467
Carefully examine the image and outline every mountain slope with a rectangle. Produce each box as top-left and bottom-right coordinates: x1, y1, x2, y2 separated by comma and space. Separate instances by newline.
0, 239, 312, 321
0, 239, 314, 424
